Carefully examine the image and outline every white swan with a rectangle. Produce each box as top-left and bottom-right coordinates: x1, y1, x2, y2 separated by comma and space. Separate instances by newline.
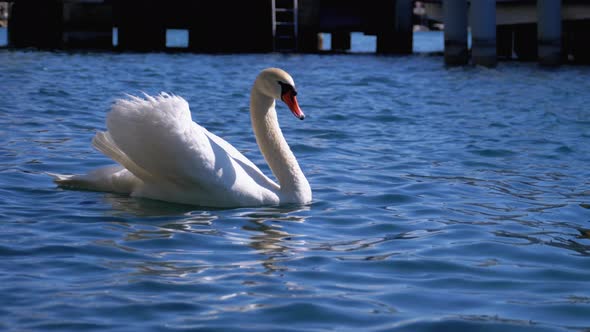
51, 68, 312, 208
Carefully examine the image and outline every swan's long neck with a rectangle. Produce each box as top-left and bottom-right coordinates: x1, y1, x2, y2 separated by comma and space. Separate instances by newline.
250, 90, 310, 202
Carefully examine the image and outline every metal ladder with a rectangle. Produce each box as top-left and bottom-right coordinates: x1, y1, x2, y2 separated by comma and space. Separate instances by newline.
272, 0, 298, 52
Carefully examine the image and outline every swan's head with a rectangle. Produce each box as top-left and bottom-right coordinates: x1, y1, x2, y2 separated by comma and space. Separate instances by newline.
255, 68, 305, 120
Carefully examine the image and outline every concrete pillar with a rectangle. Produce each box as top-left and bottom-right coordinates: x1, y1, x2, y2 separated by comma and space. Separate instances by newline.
62, 2, 113, 49
566, 20, 590, 64
376, 0, 413, 54
116, 0, 165, 51
393, 0, 413, 53
514, 24, 537, 61
470, 0, 497, 67
298, 0, 320, 52
188, 1, 218, 52
331, 31, 350, 51
537, 0, 562, 66
298, 29, 320, 53
189, 0, 272, 53
496, 25, 513, 59
8, 0, 63, 49
443, 0, 468, 65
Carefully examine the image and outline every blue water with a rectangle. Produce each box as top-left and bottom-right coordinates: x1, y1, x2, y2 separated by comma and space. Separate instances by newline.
1, 29, 590, 332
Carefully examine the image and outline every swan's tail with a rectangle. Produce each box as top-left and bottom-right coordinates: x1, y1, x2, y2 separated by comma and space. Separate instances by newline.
48, 165, 137, 194
48, 172, 78, 186
48, 170, 108, 191
49, 131, 150, 193
46, 173, 107, 191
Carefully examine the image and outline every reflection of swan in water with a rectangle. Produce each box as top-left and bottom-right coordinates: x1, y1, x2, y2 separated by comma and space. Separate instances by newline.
101, 193, 220, 242
239, 205, 310, 273
103, 192, 220, 219
99, 194, 310, 275
104, 193, 197, 217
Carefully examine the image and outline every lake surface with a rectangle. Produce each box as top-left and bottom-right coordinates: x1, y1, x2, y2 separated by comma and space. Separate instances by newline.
1, 30, 590, 331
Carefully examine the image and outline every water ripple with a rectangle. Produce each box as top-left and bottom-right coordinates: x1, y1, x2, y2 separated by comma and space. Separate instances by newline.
1, 45, 590, 331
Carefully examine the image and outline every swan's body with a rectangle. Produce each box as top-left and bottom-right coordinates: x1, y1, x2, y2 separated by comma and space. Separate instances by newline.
52, 68, 312, 207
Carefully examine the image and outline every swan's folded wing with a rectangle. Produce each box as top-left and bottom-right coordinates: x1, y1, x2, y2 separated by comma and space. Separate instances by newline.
104, 93, 274, 191
104, 93, 216, 188
200, 127, 279, 190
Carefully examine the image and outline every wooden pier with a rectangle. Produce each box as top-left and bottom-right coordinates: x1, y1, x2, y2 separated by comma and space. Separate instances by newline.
424, 0, 590, 66
3, 0, 414, 54
3, 0, 590, 65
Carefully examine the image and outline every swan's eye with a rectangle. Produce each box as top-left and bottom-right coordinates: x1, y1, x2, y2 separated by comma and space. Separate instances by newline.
278, 81, 297, 98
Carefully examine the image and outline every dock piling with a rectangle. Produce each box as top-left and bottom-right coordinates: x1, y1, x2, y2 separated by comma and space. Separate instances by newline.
537, 0, 562, 66
393, 0, 413, 53
8, 0, 63, 49
331, 31, 351, 51
62, 2, 112, 49
376, 0, 413, 54
470, 0, 497, 67
116, 1, 165, 51
443, 0, 468, 66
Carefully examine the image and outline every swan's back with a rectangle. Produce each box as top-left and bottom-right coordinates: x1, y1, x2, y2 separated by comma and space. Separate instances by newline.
107, 93, 207, 185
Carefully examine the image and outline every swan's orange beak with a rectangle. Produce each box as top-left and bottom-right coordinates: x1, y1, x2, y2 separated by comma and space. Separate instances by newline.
282, 91, 305, 120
